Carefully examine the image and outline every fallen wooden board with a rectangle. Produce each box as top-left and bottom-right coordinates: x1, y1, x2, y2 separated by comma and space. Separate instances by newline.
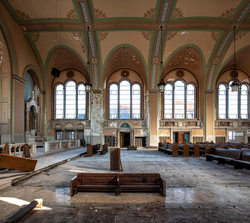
0, 154, 37, 171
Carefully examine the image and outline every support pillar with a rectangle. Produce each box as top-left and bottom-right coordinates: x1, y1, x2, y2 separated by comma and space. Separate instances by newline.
205, 90, 215, 142
149, 90, 158, 146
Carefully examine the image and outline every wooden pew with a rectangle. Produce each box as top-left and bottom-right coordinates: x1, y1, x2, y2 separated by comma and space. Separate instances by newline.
206, 148, 242, 165
99, 143, 108, 155
70, 173, 166, 197
233, 149, 250, 169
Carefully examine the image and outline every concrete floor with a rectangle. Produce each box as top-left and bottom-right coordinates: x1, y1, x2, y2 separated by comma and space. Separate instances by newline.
0, 148, 250, 222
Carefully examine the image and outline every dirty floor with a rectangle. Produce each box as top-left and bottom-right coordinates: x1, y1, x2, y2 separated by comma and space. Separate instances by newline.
0, 149, 250, 222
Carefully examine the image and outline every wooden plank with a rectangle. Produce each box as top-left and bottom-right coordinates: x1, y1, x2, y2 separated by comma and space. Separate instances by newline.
0, 154, 37, 171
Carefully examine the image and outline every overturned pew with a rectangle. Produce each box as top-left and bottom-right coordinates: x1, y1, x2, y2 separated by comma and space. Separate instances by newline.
70, 173, 166, 197
0, 142, 37, 171
0, 154, 37, 171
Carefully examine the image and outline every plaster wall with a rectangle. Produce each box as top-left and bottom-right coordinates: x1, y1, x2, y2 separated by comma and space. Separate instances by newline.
0, 1, 42, 78
14, 80, 24, 135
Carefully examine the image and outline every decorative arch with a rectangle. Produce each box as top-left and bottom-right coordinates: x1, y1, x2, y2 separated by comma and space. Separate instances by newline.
23, 65, 45, 92
102, 45, 148, 89
45, 45, 90, 81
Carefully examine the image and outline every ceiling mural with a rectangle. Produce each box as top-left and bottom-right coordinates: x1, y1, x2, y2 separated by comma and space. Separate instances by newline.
27, 31, 87, 67
97, 30, 152, 67
1, 0, 250, 91
163, 31, 222, 66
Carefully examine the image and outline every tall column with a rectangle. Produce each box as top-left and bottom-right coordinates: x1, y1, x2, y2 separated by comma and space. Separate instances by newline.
205, 90, 215, 142
90, 90, 102, 144
149, 90, 158, 146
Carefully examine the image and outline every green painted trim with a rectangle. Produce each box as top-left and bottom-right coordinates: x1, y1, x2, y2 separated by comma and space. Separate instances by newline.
218, 30, 250, 71
100, 44, 148, 84
159, 44, 206, 82
26, 34, 46, 74
26, 30, 88, 72
99, 90, 103, 136
0, 13, 18, 75
169, 0, 246, 22
95, 29, 153, 83
44, 45, 89, 77
159, 29, 225, 83
89, 0, 161, 22
215, 45, 250, 86
213, 30, 250, 90
4, 0, 81, 23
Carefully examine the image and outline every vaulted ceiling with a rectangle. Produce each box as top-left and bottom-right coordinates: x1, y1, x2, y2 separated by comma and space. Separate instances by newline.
3, 0, 250, 90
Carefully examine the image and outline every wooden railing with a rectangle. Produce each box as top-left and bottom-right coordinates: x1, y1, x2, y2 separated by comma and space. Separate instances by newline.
44, 140, 80, 153
0, 143, 37, 156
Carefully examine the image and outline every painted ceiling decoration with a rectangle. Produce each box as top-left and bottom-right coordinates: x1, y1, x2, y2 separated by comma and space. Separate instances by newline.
2, 0, 250, 91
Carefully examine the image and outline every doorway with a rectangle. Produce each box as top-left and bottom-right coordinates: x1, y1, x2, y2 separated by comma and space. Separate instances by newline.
120, 132, 130, 148
77, 130, 84, 141
173, 131, 190, 143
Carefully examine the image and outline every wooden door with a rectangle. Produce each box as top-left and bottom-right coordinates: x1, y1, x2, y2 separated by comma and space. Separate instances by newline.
120, 132, 124, 147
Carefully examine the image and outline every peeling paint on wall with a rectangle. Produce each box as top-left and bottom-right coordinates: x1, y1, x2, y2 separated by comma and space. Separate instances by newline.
134, 129, 147, 137
109, 121, 119, 128
90, 92, 102, 135
159, 129, 170, 136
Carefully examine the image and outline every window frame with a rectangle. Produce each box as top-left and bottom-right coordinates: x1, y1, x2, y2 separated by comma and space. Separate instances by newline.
108, 80, 143, 119
54, 81, 89, 120
217, 81, 249, 120
162, 80, 197, 120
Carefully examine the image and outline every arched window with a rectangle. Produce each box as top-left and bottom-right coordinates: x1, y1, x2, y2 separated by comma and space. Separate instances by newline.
241, 84, 248, 119
218, 83, 249, 119
109, 81, 141, 119
164, 84, 173, 118
218, 84, 226, 119
77, 84, 86, 119
132, 84, 141, 118
120, 80, 130, 119
109, 84, 118, 119
163, 81, 196, 119
65, 81, 76, 119
55, 84, 64, 119
187, 84, 195, 119
174, 81, 185, 119
55, 81, 87, 119
228, 81, 238, 119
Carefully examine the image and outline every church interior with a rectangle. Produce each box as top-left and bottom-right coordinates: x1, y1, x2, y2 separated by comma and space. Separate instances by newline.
0, 0, 250, 222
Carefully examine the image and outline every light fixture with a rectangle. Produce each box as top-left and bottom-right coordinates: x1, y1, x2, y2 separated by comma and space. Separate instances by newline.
157, 79, 166, 92
230, 25, 240, 92
157, 26, 166, 92
84, 26, 92, 92
84, 80, 92, 92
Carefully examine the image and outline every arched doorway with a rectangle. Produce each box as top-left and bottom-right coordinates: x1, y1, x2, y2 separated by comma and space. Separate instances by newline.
25, 91, 40, 136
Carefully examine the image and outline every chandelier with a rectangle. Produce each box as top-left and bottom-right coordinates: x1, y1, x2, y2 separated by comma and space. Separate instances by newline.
230, 25, 240, 92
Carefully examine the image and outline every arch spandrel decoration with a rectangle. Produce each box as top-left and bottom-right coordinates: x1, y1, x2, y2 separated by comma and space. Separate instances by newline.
121, 123, 130, 128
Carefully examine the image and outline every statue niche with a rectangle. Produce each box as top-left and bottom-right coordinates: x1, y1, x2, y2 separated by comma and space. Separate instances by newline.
26, 91, 40, 136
